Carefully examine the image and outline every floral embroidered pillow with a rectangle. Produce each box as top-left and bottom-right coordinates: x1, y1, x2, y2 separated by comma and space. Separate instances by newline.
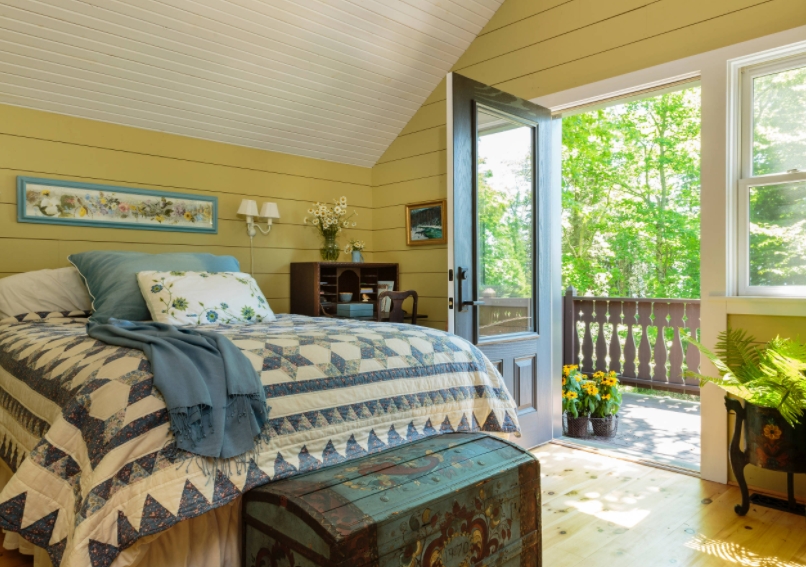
136, 271, 276, 326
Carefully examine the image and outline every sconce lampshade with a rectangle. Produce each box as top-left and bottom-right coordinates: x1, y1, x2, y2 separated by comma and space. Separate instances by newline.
237, 199, 259, 217
259, 202, 280, 219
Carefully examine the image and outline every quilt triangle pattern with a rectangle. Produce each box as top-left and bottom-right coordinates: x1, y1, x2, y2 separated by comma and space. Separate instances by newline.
0, 313, 521, 566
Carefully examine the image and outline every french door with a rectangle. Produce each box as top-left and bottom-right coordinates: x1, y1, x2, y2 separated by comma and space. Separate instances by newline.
448, 73, 554, 448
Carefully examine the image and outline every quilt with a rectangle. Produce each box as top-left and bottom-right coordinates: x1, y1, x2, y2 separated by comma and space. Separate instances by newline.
0, 312, 520, 567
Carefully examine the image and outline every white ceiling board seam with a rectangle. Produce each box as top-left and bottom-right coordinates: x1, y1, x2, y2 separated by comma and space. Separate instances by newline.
0, 17, 415, 126
0, 95, 378, 167
234, 0, 457, 66
0, 55, 392, 149
341, 0, 474, 47
0, 82, 382, 164
0, 35, 406, 136
300, 0, 463, 61
124, 0, 448, 83
189, 0, 452, 73
398, 0, 490, 30
4, 2, 434, 106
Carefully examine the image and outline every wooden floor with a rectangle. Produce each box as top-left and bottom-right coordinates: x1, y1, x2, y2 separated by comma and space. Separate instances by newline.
1, 444, 804, 566
536, 444, 806, 567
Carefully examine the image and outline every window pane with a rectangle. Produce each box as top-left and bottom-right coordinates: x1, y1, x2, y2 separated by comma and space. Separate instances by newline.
752, 65, 806, 176
749, 181, 806, 286
476, 108, 534, 337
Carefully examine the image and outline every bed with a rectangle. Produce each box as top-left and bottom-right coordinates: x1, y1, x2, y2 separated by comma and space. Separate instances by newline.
0, 310, 520, 567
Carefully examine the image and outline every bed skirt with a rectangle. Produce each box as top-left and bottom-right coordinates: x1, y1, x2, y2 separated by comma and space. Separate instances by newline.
1, 459, 241, 567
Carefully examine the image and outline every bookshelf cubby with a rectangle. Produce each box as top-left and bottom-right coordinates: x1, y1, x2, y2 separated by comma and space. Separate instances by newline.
290, 262, 399, 318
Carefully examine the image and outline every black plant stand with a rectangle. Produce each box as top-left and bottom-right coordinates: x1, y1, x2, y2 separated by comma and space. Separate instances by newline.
726, 397, 806, 518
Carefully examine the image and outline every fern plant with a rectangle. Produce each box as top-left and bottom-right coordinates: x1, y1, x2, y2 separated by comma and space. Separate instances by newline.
686, 328, 806, 427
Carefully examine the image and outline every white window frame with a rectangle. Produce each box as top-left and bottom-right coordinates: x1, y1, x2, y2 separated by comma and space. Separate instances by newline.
737, 53, 806, 297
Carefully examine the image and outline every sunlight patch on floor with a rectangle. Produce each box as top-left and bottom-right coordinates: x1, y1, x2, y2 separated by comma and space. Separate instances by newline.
686, 535, 806, 567
566, 496, 651, 527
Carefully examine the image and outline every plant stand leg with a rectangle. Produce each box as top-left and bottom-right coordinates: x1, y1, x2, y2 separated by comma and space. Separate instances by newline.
726, 398, 750, 516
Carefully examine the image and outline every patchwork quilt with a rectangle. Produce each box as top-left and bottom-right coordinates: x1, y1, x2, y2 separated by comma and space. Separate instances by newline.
0, 312, 520, 567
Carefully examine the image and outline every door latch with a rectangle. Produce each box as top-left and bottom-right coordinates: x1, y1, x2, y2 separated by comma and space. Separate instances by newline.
457, 267, 484, 312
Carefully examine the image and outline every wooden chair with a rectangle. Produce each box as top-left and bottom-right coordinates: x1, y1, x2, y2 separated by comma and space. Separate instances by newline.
377, 290, 418, 325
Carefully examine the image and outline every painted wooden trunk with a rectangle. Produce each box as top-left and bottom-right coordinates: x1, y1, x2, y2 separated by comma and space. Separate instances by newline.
242, 432, 541, 567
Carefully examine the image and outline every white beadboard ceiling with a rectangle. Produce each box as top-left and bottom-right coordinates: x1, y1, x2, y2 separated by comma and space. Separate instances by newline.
0, 0, 503, 167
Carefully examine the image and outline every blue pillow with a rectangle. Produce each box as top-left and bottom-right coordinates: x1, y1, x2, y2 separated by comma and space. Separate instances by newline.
69, 251, 240, 322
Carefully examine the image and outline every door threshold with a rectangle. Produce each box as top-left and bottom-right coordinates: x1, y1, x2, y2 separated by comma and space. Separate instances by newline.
551, 438, 701, 478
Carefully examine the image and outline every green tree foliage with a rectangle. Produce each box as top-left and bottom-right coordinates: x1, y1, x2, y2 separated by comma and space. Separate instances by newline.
562, 87, 702, 298
747, 66, 806, 286
478, 154, 533, 299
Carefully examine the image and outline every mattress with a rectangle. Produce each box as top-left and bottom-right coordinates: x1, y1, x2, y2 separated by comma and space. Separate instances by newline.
0, 311, 520, 567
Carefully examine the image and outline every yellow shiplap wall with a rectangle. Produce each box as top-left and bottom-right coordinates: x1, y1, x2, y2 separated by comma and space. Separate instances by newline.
370, 0, 806, 332
0, 104, 373, 313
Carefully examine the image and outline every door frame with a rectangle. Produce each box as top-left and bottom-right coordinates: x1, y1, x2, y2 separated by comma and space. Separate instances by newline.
445, 72, 563, 447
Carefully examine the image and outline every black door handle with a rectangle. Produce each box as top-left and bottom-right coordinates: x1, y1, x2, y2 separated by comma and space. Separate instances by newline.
456, 267, 468, 312
456, 268, 484, 312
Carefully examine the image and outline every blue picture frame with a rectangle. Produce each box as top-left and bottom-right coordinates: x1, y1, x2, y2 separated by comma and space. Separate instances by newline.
17, 177, 218, 234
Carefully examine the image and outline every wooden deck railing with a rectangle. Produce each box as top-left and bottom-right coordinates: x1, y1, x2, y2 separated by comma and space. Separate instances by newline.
562, 287, 701, 394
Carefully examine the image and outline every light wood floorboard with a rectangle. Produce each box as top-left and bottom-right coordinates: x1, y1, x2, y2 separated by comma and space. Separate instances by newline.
535, 444, 806, 567
1, 444, 804, 566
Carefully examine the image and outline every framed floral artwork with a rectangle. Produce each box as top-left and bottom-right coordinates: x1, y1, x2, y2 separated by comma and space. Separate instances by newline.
17, 177, 217, 233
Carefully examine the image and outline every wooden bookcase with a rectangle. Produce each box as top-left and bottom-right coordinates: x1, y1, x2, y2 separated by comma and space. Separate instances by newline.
290, 262, 399, 318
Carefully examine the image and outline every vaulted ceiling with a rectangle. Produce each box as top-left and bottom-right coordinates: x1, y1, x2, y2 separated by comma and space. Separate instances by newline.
0, 0, 503, 167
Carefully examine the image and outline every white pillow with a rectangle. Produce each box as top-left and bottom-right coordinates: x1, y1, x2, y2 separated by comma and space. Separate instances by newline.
0, 268, 93, 318
136, 271, 276, 326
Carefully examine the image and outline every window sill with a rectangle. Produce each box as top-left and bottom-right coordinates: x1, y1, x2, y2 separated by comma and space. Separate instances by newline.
705, 296, 806, 316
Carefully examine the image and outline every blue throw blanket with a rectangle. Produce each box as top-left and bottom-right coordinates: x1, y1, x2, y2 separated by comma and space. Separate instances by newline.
87, 319, 268, 459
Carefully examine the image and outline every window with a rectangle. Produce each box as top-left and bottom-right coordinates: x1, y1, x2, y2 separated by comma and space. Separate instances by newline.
738, 55, 806, 296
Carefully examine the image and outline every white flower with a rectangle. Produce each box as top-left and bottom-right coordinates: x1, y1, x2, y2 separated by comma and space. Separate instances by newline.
334, 206, 342, 214
312, 218, 319, 225
339, 196, 347, 206
40, 196, 60, 217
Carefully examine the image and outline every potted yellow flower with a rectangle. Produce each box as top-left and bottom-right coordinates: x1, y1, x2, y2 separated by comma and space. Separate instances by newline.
562, 365, 597, 438
590, 370, 621, 437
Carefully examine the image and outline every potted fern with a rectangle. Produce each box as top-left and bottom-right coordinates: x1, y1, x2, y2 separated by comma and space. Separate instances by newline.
687, 329, 806, 515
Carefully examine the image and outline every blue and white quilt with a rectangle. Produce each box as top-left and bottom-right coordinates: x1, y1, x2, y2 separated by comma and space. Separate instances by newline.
0, 312, 520, 567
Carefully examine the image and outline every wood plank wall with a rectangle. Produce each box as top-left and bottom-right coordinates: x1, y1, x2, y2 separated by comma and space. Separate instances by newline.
370, 0, 806, 332
0, 104, 373, 314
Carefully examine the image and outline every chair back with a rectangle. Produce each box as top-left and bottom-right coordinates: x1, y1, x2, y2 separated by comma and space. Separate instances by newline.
377, 290, 418, 324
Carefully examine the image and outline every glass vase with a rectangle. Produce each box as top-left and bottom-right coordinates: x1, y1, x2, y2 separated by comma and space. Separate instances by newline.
320, 233, 340, 261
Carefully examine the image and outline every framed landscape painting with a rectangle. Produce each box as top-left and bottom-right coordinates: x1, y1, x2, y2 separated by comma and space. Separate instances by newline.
17, 177, 217, 233
405, 199, 447, 245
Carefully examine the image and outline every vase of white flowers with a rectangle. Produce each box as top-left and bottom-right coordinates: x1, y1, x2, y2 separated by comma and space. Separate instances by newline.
345, 239, 366, 263
304, 197, 357, 262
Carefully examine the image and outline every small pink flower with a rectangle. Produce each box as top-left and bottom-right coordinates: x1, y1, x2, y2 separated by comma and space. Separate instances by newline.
118, 203, 131, 214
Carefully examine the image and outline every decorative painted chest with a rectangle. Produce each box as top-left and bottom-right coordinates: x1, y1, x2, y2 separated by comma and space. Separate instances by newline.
243, 432, 541, 567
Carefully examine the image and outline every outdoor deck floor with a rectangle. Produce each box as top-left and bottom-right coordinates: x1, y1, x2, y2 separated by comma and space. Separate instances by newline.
564, 391, 701, 471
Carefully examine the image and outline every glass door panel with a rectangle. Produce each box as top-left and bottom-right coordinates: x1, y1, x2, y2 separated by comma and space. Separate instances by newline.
476, 107, 535, 338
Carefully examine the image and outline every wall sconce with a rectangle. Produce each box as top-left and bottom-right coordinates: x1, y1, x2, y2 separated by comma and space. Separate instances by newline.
237, 199, 280, 238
